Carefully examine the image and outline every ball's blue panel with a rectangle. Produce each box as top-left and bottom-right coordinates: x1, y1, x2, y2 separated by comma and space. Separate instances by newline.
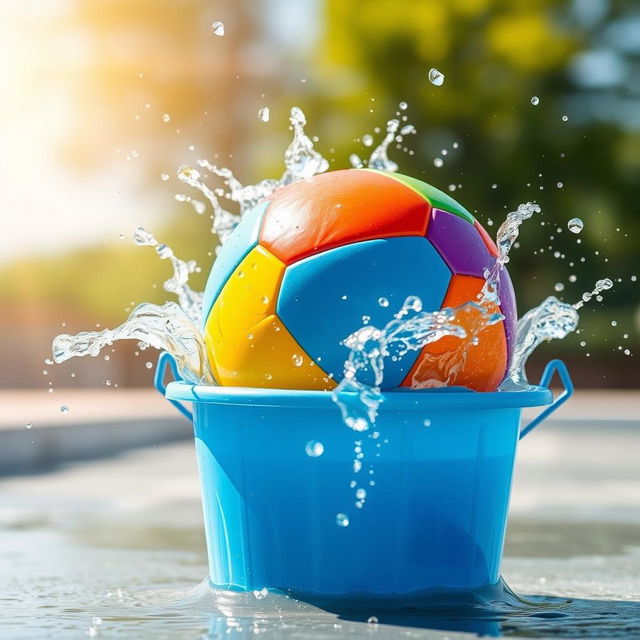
201, 200, 269, 325
277, 237, 451, 389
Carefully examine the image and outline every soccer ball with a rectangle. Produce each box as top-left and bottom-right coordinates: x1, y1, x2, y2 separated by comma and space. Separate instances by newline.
201, 169, 516, 392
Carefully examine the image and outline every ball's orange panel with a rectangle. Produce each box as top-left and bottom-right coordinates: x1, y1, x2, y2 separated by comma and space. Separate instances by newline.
203, 245, 334, 389
259, 169, 431, 264
401, 275, 507, 392
474, 220, 499, 258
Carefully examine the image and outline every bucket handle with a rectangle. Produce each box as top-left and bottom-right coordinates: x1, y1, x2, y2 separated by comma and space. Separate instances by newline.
519, 359, 573, 439
154, 351, 194, 422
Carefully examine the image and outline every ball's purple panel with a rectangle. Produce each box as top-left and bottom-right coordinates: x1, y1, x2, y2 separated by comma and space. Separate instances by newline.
426, 209, 496, 278
498, 267, 518, 367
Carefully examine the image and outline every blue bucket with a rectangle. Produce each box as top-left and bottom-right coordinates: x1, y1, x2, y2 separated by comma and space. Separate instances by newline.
155, 354, 572, 601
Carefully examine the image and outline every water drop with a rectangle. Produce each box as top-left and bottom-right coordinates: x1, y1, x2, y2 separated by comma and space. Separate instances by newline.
253, 587, 268, 599
423, 418, 431, 427
261, 295, 269, 305
554, 282, 565, 292
60, 405, 69, 414
145, 361, 153, 369
378, 297, 389, 308
557, 182, 563, 188
25, 423, 32, 430
367, 617, 379, 625
355, 488, 367, 500
160, 173, 169, 181
211, 21, 225, 36
433, 157, 444, 168
611, 320, 617, 327
569, 274, 577, 283
428, 68, 445, 86
305, 440, 324, 457
349, 153, 364, 168
568, 218, 583, 234
336, 513, 350, 527
258, 106, 270, 122
562, 115, 569, 122
292, 354, 304, 367
362, 134, 373, 147
531, 96, 540, 106
162, 113, 171, 123
399, 101, 408, 110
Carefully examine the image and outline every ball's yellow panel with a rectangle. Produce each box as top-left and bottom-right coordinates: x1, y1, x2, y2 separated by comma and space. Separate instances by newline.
204, 245, 334, 390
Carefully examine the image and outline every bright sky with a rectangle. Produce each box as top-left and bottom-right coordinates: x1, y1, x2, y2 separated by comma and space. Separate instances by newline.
0, 1, 167, 265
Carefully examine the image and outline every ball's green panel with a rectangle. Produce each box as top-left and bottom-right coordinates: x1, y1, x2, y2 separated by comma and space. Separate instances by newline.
366, 169, 475, 224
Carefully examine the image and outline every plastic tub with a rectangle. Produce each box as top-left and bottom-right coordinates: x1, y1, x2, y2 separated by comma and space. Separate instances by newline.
155, 353, 572, 601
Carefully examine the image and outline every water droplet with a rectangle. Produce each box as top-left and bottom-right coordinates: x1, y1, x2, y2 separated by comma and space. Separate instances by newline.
423, 418, 432, 427
569, 274, 577, 283
305, 440, 324, 457
336, 513, 350, 527
554, 282, 565, 292
562, 115, 569, 122
378, 297, 389, 308
433, 157, 444, 168
568, 218, 583, 234
261, 295, 269, 305
362, 134, 373, 147
25, 423, 32, 430
258, 106, 270, 122
60, 405, 69, 414
428, 68, 445, 86
160, 173, 170, 182
611, 320, 617, 327
162, 113, 171, 123
253, 587, 268, 599
355, 488, 366, 500
42, 370, 48, 375
367, 616, 379, 625
145, 361, 153, 369
399, 101, 408, 110
531, 96, 540, 106
211, 21, 225, 36
557, 182, 563, 188
292, 354, 304, 367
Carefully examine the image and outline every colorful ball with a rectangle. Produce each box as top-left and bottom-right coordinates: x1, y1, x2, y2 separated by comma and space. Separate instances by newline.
201, 169, 517, 392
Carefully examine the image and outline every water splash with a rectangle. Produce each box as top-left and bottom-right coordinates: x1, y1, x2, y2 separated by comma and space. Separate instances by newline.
176, 106, 329, 249
502, 296, 579, 389
367, 118, 400, 172
133, 227, 203, 325
332, 299, 469, 432
574, 278, 613, 309
282, 107, 329, 183
53, 107, 331, 379
52, 302, 211, 384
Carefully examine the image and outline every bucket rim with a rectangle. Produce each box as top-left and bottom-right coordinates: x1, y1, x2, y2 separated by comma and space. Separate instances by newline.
164, 380, 553, 410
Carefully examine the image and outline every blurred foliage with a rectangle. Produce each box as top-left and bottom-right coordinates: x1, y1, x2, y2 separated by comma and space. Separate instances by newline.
1, 0, 638, 365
